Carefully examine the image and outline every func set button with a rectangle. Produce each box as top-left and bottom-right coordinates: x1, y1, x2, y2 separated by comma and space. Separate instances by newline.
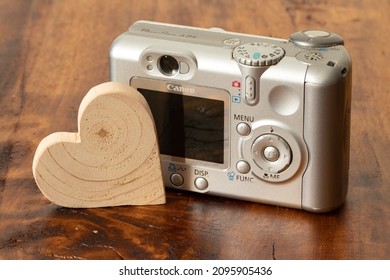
236, 160, 250, 174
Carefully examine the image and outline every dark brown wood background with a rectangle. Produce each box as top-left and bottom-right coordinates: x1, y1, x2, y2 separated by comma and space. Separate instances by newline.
1, 0, 389, 259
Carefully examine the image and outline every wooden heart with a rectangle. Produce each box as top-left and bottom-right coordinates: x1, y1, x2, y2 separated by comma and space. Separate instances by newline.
32, 82, 166, 207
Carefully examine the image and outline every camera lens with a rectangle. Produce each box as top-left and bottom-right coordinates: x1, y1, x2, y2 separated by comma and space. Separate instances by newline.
158, 55, 179, 76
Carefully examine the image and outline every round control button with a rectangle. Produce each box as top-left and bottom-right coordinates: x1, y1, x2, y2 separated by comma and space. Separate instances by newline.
263, 146, 280, 162
236, 160, 250, 174
252, 134, 292, 174
170, 173, 184, 187
194, 177, 209, 190
233, 42, 285, 66
236, 122, 251, 136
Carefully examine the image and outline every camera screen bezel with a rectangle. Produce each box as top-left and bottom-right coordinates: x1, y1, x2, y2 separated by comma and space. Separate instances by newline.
130, 77, 230, 170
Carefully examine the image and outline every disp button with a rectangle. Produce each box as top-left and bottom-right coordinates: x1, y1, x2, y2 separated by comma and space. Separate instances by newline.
194, 177, 209, 190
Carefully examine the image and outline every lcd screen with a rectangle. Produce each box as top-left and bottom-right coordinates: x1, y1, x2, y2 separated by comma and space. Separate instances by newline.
138, 88, 224, 164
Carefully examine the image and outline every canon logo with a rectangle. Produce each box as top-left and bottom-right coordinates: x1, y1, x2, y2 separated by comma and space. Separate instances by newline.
166, 84, 195, 94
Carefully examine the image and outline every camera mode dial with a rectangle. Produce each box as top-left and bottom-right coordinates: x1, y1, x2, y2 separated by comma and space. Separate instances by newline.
233, 42, 285, 67
233, 43, 285, 105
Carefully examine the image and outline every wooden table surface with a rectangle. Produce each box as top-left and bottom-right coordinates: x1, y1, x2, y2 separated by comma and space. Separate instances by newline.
1, 0, 389, 260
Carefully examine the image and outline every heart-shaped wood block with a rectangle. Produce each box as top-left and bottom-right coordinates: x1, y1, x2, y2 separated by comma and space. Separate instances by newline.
32, 82, 166, 207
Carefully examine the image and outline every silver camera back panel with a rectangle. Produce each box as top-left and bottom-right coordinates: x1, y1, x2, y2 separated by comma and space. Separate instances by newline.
110, 21, 352, 213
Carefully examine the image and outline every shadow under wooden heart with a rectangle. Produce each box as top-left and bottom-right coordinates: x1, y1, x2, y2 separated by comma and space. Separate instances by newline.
32, 82, 166, 207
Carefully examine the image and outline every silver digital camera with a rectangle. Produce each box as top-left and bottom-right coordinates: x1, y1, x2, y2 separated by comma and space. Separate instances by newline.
110, 21, 352, 212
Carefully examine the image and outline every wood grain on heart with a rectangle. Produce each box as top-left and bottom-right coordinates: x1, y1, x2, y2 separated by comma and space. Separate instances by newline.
32, 82, 166, 207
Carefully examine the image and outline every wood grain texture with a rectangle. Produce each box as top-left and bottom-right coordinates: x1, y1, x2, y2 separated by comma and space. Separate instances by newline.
32, 82, 165, 207
1, 0, 389, 259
